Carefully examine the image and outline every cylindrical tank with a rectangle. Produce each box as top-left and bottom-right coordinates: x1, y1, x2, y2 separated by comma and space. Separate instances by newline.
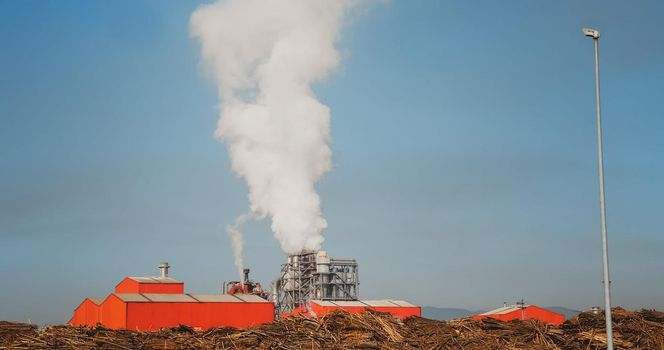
316, 251, 330, 273
282, 272, 293, 291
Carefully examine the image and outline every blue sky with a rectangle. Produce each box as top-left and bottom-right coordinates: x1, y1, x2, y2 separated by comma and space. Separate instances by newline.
1, 0, 663, 324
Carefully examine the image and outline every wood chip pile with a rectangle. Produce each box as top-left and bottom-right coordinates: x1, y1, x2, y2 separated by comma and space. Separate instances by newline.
1, 308, 662, 349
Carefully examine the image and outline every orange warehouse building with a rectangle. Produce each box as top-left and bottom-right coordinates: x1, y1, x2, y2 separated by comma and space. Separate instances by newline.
114, 276, 184, 294
69, 297, 103, 327
472, 304, 564, 325
281, 299, 421, 319
70, 264, 274, 330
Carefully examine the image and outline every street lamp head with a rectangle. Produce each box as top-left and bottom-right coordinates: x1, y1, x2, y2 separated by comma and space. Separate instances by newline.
582, 28, 600, 39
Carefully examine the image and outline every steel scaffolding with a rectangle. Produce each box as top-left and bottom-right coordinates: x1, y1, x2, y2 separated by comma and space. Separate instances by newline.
274, 251, 359, 315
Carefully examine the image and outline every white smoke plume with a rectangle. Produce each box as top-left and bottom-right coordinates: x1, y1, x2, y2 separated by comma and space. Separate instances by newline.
225, 213, 249, 283
191, 0, 356, 257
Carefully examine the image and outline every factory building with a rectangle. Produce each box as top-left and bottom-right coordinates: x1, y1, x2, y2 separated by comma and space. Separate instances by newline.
274, 251, 420, 319
274, 251, 360, 315
472, 301, 564, 325
70, 263, 274, 330
281, 299, 421, 319
71, 252, 421, 330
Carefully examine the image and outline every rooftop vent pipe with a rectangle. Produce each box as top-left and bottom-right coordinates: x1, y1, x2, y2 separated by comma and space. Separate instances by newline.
159, 262, 170, 279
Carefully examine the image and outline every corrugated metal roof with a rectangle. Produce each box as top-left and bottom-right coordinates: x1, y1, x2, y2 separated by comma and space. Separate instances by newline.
310, 299, 419, 308
127, 277, 183, 284
111, 293, 270, 304
479, 306, 510, 315
330, 300, 368, 307
189, 294, 243, 303
89, 297, 105, 305
114, 293, 151, 302
233, 294, 270, 303
480, 305, 529, 315
387, 300, 417, 307
363, 300, 400, 307
142, 294, 198, 303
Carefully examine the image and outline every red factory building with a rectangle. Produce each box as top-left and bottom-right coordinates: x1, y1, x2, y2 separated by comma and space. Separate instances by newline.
472, 302, 564, 325
70, 263, 274, 330
281, 299, 421, 319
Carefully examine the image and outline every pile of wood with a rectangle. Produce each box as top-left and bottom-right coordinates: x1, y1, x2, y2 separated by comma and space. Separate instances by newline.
0, 321, 37, 345
1, 308, 662, 349
562, 307, 664, 349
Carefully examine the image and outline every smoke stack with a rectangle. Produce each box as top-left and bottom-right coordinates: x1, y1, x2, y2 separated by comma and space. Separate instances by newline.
243, 268, 250, 283
159, 262, 170, 279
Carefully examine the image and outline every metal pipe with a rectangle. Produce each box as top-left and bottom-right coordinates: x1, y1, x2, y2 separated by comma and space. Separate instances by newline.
159, 262, 170, 279
594, 36, 614, 350
583, 27, 614, 350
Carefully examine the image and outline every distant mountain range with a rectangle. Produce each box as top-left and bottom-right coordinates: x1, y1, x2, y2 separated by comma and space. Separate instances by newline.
545, 307, 583, 320
421, 307, 483, 321
422, 306, 582, 321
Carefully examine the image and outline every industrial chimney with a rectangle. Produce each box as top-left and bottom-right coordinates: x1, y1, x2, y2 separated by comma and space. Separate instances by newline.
159, 262, 170, 279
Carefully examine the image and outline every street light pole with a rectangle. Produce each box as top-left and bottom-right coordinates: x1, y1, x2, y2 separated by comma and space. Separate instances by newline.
582, 27, 614, 350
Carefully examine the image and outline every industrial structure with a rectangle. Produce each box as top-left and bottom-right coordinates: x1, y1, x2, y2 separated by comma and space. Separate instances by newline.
472, 301, 564, 326
281, 299, 421, 320
223, 268, 269, 300
70, 263, 274, 330
71, 252, 421, 330
274, 250, 359, 315
273, 250, 420, 319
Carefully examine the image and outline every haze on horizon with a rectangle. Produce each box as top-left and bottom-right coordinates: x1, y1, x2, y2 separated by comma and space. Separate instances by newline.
1, 0, 663, 325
